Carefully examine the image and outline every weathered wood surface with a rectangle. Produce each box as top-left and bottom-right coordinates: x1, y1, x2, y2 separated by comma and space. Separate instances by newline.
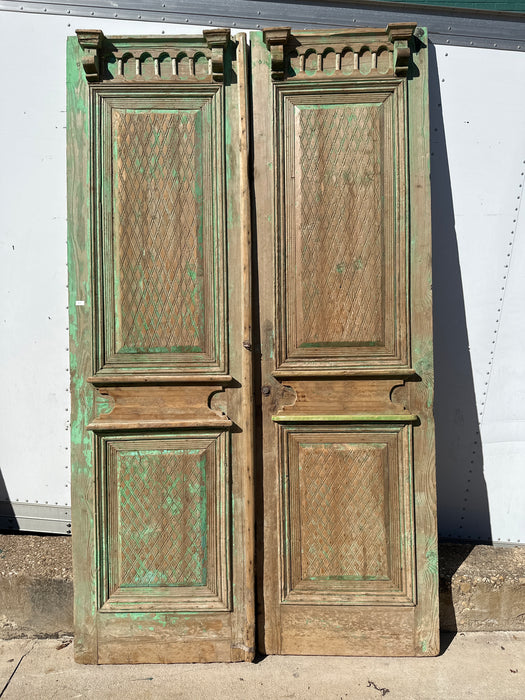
252, 26, 438, 657
67, 35, 98, 665
407, 28, 440, 657
69, 24, 436, 662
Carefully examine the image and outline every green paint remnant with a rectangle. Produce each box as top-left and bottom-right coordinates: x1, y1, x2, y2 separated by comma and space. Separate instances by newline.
421, 639, 428, 653
118, 344, 202, 354
306, 574, 388, 581
186, 263, 197, 281
95, 393, 113, 417
426, 547, 438, 576
354, 258, 364, 270
336, 262, 345, 274
300, 340, 379, 348
273, 414, 418, 423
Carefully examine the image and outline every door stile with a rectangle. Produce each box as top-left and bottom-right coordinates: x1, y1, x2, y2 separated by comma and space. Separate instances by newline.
251, 31, 282, 655
227, 32, 256, 660
67, 34, 98, 664
406, 36, 439, 655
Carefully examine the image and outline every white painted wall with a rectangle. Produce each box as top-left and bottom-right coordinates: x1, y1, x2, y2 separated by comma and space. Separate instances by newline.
0, 11, 524, 541
430, 44, 525, 543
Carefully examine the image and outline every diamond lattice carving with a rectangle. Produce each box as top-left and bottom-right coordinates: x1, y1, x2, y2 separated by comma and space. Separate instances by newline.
114, 109, 204, 353
298, 442, 388, 580
296, 103, 383, 346
118, 449, 207, 587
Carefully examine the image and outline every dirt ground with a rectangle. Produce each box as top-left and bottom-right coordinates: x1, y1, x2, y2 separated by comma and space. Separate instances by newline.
0, 534, 72, 581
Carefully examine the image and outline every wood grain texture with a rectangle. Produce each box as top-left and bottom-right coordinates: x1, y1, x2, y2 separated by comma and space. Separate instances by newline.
96, 611, 233, 664
406, 29, 440, 657
274, 24, 417, 81
67, 36, 98, 664
251, 31, 282, 655
87, 384, 231, 430
229, 32, 256, 661
77, 31, 227, 85
279, 606, 416, 657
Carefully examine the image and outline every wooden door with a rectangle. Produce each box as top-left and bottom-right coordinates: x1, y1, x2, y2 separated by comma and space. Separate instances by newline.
252, 26, 438, 656
68, 30, 254, 663
68, 24, 438, 663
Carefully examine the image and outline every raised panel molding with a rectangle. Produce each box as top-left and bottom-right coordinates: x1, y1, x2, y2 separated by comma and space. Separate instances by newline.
280, 424, 415, 606
275, 81, 409, 371
92, 87, 227, 377
97, 431, 230, 612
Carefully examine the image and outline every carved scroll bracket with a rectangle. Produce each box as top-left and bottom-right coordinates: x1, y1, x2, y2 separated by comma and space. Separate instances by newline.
263, 27, 291, 80
204, 28, 231, 82
387, 22, 417, 76
76, 29, 105, 82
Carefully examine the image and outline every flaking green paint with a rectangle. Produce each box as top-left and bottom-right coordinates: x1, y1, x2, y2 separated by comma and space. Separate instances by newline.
117, 448, 208, 587
425, 546, 439, 577
300, 340, 380, 348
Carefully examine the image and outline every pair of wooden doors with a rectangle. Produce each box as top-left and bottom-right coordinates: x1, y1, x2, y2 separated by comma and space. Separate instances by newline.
68, 24, 438, 664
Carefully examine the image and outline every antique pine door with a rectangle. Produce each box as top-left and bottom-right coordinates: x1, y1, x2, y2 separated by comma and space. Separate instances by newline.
252, 26, 439, 656
68, 31, 254, 663
68, 24, 438, 664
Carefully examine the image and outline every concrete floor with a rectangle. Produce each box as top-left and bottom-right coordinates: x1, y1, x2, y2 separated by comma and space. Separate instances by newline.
0, 632, 524, 699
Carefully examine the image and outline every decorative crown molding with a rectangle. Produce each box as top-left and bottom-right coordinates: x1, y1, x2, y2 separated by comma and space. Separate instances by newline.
387, 23, 417, 77
76, 28, 231, 84
263, 23, 417, 81
203, 28, 231, 82
263, 27, 291, 81
76, 29, 105, 82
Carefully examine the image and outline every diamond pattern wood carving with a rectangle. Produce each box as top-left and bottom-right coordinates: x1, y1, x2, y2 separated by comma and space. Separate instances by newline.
114, 110, 203, 353
297, 104, 383, 346
117, 448, 207, 587
298, 442, 388, 580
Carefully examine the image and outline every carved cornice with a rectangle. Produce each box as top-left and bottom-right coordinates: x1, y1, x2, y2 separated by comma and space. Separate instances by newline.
76, 30, 104, 82
203, 28, 231, 82
388, 23, 417, 77
76, 29, 231, 84
263, 27, 291, 81
263, 23, 417, 81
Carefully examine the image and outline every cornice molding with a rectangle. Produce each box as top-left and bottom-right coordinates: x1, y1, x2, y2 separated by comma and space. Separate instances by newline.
263, 24, 417, 81
76, 28, 232, 84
